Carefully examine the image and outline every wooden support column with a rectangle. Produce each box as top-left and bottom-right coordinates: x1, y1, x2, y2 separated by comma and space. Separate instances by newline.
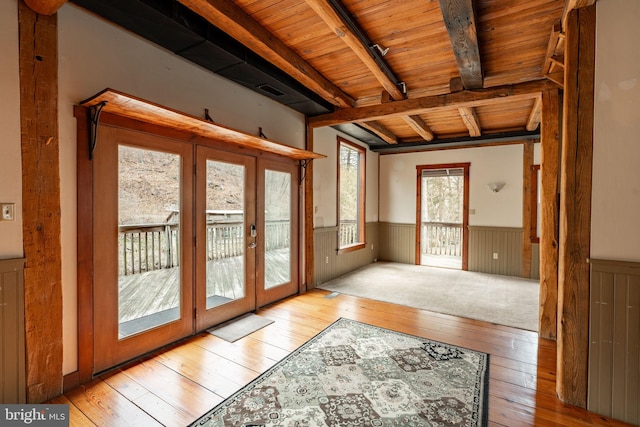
304, 122, 315, 291
24, 0, 67, 15
557, 5, 595, 408
539, 89, 561, 340
18, 1, 63, 402
522, 139, 534, 278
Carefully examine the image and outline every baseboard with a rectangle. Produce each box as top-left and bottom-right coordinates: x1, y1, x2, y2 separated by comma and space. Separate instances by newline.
63, 371, 79, 393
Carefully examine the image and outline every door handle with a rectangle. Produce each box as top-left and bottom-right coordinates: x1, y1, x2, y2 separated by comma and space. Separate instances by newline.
248, 242, 257, 249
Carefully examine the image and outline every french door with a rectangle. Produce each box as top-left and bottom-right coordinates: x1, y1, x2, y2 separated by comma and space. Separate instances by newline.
92, 125, 298, 373
416, 163, 470, 270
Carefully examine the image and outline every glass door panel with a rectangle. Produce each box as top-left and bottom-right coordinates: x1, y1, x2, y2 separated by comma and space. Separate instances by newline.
256, 160, 298, 307
264, 169, 292, 289
118, 145, 181, 338
93, 126, 193, 374
195, 146, 256, 331
205, 159, 246, 309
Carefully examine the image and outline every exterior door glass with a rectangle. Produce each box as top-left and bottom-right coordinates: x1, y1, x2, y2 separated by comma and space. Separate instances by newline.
264, 169, 292, 289
117, 145, 181, 339
205, 160, 246, 309
420, 169, 464, 269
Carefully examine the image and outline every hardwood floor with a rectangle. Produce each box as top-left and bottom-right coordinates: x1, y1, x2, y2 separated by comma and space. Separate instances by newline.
52, 290, 633, 426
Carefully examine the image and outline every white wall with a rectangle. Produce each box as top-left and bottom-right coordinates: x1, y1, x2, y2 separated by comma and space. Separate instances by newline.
0, 0, 23, 259
58, 4, 307, 374
312, 126, 379, 228
379, 144, 524, 227
591, 0, 640, 262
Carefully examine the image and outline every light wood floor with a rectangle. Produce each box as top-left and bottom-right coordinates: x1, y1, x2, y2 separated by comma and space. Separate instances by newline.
51, 290, 633, 427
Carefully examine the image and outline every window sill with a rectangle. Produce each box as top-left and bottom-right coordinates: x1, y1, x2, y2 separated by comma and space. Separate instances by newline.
337, 243, 366, 254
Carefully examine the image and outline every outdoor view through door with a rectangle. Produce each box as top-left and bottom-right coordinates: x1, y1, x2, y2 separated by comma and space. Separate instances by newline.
418, 165, 469, 269
118, 145, 182, 338
90, 124, 300, 373
204, 159, 247, 310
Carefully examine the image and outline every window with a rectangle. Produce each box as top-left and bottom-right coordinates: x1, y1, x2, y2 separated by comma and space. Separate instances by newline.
337, 137, 366, 252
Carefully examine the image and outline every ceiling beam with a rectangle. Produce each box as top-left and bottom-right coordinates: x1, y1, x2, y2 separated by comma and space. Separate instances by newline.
458, 107, 481, 137
372, 131, 540, 154
178, 0, 355, 109
439, 0, 483, 89
403, 116, 435, 141
305, 0, 404, 101
357, 121, 398, 145
309, 79, 559, 128
526, 95, 543, 131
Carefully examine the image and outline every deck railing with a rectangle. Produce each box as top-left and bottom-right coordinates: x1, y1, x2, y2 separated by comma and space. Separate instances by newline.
421, 221, 462, 257
339, 220, 359, 247
119, 220, 290, 275
119, 223, 180, 276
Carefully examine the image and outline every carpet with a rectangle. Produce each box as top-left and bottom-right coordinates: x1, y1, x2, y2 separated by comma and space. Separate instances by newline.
319, 262, 539, 331
191, 317, 489, 427
207, 313, 274, 343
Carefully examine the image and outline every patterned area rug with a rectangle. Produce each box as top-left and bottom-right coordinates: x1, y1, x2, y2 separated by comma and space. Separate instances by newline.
190, 318, 489, 427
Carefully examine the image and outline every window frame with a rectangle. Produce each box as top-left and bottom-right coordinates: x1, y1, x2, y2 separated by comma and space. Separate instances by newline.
336, 137, 366, 254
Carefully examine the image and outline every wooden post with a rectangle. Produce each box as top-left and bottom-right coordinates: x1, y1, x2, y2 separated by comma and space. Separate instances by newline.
303, 122, 315, 291
18, 1, 63, 402
557, 5, 595, 408
539, 89, 560, 340
23, 0, 67, 15
522, 139, 534, 278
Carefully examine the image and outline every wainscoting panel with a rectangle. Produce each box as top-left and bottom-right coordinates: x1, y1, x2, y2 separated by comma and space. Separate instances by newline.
378, 222, 415, 264
468, 226, 523, 277
313, 223, 379, 286
588, 259, 640, 425
531, 243, 540, 280
0, 258, 26, 403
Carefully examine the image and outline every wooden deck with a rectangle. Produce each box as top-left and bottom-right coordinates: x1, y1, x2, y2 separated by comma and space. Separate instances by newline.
421, 253, 463, 269
118, 248, 290, 323
52, 290, 634, 427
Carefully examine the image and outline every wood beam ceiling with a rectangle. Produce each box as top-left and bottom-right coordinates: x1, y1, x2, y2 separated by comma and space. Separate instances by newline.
526, 95, 543, 131
357, 121, 398, 145
177, 0, 355, 109
543, 24, 566, 88
304, 0, 404, 101
439, 0, 484, 141
403, 115, 435, 142
177, 0, 561, 145
458, 107, 481, 137
308, 79, 559, 128
439, 0, 483, 90
304, 0, 409, 144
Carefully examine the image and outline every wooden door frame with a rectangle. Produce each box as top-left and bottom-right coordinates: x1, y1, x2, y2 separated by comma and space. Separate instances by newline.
75, 107, 304, 385
255, 158, 300, 307
92, 125, 194, 373
194, 146, 257, 331
415, 163, 470, 270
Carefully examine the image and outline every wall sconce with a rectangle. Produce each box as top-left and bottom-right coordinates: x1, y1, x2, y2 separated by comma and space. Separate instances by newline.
487, 182, 506, 193
371, 44, 389, 56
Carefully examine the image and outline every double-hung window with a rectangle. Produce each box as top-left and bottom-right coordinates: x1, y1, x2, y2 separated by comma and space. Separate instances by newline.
337, 137, 365, 252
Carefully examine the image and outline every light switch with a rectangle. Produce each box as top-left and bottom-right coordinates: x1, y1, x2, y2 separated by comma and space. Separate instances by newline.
1, 203, 15, 221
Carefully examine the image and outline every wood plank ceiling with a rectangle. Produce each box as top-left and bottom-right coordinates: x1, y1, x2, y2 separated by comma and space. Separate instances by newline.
77, 0, 567, 149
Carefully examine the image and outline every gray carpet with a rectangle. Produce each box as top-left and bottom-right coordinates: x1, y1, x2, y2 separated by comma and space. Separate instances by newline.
318, 262, 540, 332
207, 313, 274, 342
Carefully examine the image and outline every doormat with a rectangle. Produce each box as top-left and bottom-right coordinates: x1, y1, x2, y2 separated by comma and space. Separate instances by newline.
192, 317, 489, 426
207, 313, 274, 343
